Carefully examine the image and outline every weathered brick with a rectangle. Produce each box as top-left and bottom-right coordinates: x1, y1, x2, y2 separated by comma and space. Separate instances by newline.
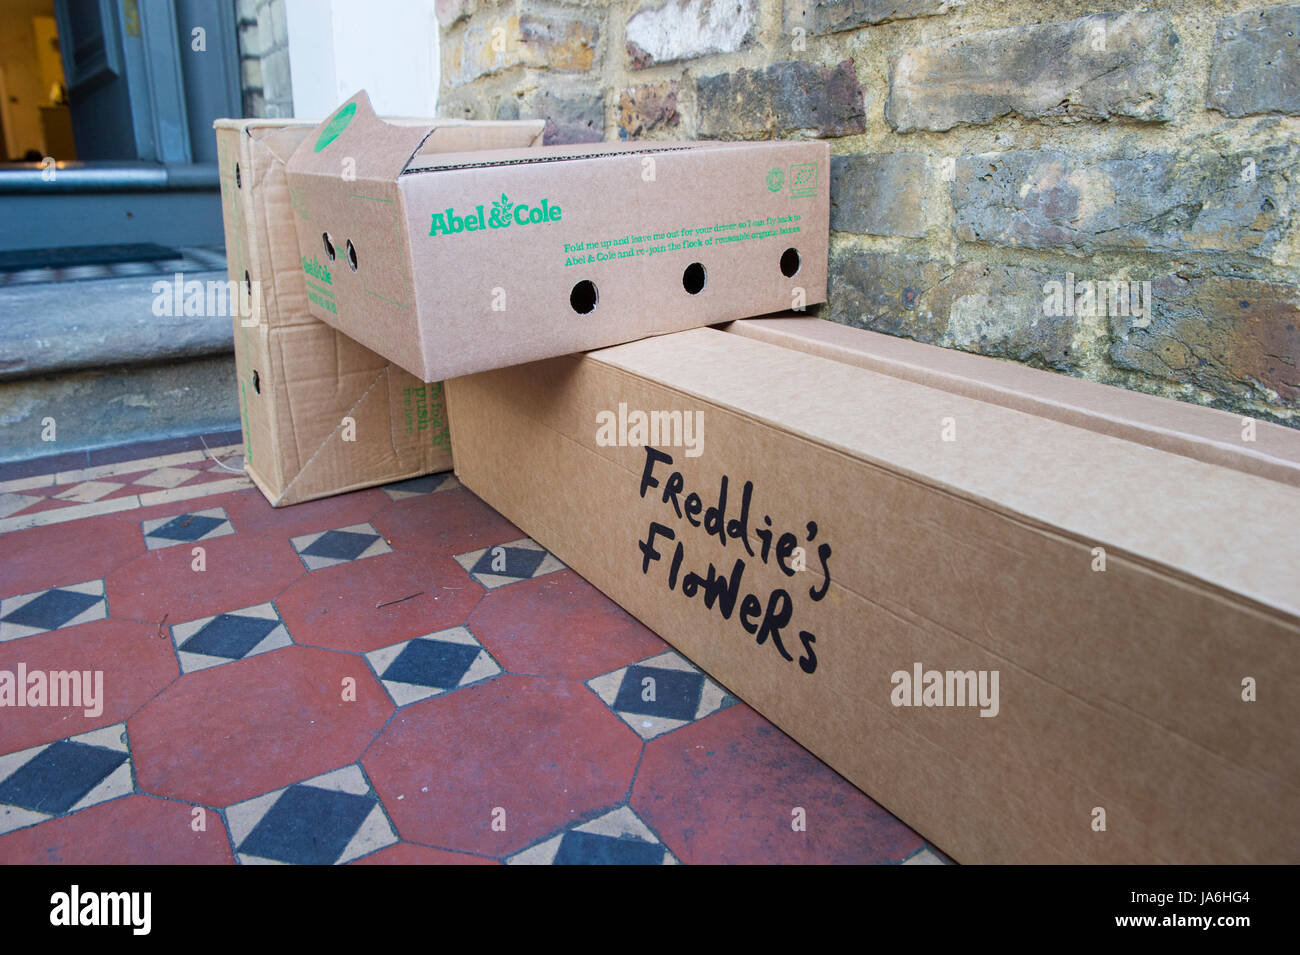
830, 154, 929, 238
444, 13, 599, 87
697, 60, 867, 139
499, 90, 604, 145
617, 81, 680, 140
262, 49, 293, 105
238, 20, 263, 59
436, 0, 472, 29
240, 58, 262, 92
784, 0, 949, 36
828, 250, 1079, 368
1111, 276, 1300, 407
886, 12, 1178, 132
627, 0, 757, 68
827, 248, 950, 340
930, 262, 1078, 369
1207, 4, 1300, 117
269, 0, 288, 47
950, 140, 1298, 260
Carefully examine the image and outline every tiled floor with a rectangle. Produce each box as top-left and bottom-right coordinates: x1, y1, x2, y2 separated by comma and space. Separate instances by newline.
0, 441, 947, 865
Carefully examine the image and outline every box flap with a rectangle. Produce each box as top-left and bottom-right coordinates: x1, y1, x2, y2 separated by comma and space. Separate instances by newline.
286, 90, 438, 184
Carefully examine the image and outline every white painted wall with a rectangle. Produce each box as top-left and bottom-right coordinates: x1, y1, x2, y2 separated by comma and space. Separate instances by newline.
285, 0, 439, 121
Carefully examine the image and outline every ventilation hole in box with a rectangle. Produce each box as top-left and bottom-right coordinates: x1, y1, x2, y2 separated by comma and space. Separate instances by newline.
252, 370, 260, 394
244, 270, 251, 296
570, 280, 598, 314
322, 232, 335, 261
235, 163, 241, 189
682, 262, 707, 295
780, 247, 801, 278
346, 239, 358, 272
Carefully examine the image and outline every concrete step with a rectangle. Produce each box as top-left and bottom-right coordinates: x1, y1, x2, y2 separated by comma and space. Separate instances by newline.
0, 249, 239, 463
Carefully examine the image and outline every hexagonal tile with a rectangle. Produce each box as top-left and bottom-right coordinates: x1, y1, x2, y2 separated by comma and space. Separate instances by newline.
129, 646, 392, 806
364, 674, 641, 856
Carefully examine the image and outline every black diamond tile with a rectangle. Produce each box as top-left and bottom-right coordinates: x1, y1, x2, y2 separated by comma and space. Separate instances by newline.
612, 665, 705, 721
180, 614, 279, 660
0, 741, 127, 814
0, 589, 100, 631
382, 639, 481, 689
148, 513, 225, 542
238, 784, 376, 865
301, 530, 379, 562
469, 546, 545, 579
385, 474, 450, 494
552, 830, 665, 866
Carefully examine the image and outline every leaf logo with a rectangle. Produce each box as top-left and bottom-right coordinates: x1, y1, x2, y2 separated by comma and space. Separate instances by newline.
492, 193, 514, 227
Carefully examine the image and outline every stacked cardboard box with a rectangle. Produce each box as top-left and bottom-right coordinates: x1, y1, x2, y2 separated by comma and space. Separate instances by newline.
216, 93, 1298, 864
214, 114, 545, 506
444, 321, 1300, 864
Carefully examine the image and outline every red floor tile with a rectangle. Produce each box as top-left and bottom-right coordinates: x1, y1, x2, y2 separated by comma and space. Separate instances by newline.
364, 673, 641, 856
106, 488, 247, 525
130, 646, 392, 806
0, 515, 146, 596
468, 570, 667, 680
372, 487, 521, 556
631, 704, 924, 864
5, 496, 81, 517
350, 843, 499, 865
106, 531, 304, 624
0, 619, 178, 751
0, 795, 234, 864
276, 551, 482, 653
222, 486, 390, 541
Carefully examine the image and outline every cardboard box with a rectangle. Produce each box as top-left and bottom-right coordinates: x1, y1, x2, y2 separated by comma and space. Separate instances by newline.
725, 316, 1300, 488
446, 327, 1300, 864
283, 91, 829, 381
214, 115, 544, 505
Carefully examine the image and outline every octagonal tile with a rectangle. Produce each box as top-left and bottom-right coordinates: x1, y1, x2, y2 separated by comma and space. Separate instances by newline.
129, 646, 392, 806
467, 570, 666, 680
0, 619, 178, 751
0, 515, 144, 596
276, 551, 481, 653
364, 673, 641, 856
106, 531, 304, 625
371, 487, 521, 556
631, 704, 924, 864
0, 794, 232, 864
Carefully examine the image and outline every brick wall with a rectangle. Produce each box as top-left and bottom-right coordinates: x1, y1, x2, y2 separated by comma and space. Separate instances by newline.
436, 0, 1300, 426
237, 0, 294, 118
